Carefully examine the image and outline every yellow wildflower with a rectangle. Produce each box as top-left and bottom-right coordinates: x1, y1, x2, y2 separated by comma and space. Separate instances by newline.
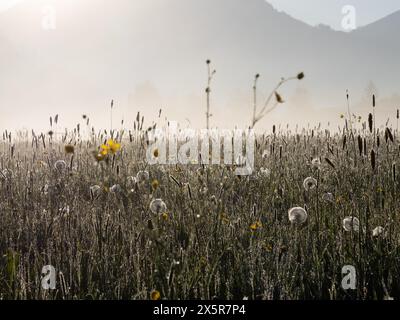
152, 179, 160, 190
150, 290, 161, 300
161, 212, 168, 220
107, 139, 121, 154
250, 221, 262, 231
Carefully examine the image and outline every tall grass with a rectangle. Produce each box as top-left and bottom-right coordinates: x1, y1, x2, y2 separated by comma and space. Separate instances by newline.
1, 115, 400, 300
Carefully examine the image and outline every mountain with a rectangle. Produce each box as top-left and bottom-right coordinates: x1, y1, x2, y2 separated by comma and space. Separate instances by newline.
0, 0, 399, 131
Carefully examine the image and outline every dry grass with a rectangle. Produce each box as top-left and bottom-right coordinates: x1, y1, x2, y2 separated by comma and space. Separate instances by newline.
1, 121, 400, 300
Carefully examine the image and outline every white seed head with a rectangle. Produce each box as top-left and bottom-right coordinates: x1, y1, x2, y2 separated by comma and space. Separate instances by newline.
322, 192, 335, 203
372, 226, 384, 237
343, 216, 360, 232
110, 184, 122, 194
136, 170, 149, 183
288, 207, 308, 225
150, 198, 167, 214
303, 177, 317, 191
54, 160, 67, 171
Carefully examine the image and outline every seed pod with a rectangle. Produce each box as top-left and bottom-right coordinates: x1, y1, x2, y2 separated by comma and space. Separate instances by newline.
386, 128, 394, 143
325, 158, 335, 169
368, 113, 373, 133
358, 135, 363, 156
342, 135, 347, 150
275, 92, 284, 103
377, 135, 380, 148
373, 94, 376, 107
371, 149, 376, 171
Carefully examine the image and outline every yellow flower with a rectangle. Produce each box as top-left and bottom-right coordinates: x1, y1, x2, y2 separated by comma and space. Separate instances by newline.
107, 139, 121, 154
93, 151, 107, 162
100, 148, 108, 156
97, 140, 121, 159
101, 144, 109, 151
264, 243, 273, 252
250, 221, 262, 231
161, 212, 168, 220
220, 213, 229, 224
151, 290, 161, 300
152, 179, 160, 190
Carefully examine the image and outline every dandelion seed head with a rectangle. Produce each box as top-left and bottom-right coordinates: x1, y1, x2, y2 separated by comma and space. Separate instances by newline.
322, 192, 335, 203
303, 177, 317, 191
136, 170, 150, 183
150, 198, 167, 215
54, 160, 67, 171
343, 216, 360, 232
127, 176, 137, 185
288, 207, 307, 225
110, 184, 122, 194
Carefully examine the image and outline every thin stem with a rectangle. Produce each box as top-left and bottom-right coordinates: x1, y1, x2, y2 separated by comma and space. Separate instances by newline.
251, 76, 298, 129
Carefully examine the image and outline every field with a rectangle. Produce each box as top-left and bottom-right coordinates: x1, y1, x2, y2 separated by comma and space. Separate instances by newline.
1, 119, 400, 300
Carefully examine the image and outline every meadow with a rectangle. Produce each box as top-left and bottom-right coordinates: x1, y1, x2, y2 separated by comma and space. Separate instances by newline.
1, 113, 400, 300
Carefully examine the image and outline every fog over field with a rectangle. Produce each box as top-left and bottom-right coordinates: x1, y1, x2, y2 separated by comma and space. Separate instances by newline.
1, 0, 400, 131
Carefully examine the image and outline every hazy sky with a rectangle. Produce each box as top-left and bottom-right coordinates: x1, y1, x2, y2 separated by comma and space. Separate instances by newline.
267, 0, 400, 30
0, 0, 25, 13
1, 0, 400, 131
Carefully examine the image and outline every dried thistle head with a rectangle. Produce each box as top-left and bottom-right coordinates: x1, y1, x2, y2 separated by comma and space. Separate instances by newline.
275, 92, 284, 103
297, 72, 305, 80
